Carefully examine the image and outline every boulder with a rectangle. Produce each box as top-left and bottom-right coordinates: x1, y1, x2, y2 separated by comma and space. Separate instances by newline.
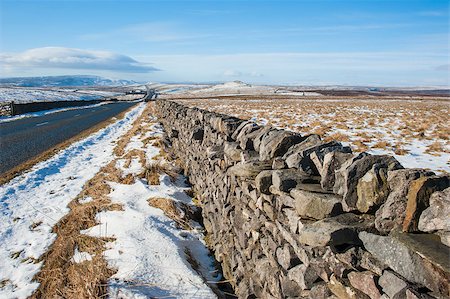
378, 270, 407, 299
334, 154, 403, 211
255, 170, 273, 195
375, 169, 435, 234
272, 169, 312, 192
347, 271, 382, 299
359, 231, 450, 297
259, 130, 305, 161
290, 188, 343, 220
403, 176, 449, 232
418, 188, 450, 236
298, 213, 375, 248
227, 161, 272, 178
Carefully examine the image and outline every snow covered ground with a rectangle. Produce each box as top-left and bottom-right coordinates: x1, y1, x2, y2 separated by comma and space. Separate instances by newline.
0, 102, 219, 298
0, 87, 121, 104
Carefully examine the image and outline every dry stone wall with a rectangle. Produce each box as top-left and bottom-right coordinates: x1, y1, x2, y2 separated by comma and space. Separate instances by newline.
155, 99, 450, 299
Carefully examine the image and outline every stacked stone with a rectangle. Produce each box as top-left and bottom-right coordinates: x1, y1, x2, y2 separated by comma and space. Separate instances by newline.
155, 100, 450, 299
0, 102, 12, 116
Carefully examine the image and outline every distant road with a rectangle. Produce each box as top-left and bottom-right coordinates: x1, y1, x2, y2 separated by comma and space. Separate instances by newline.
0, 101, 137, 175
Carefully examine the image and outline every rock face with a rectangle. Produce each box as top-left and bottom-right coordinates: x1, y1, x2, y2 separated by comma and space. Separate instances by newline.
375, 169, 435, 234
155, 99, 448, 299
359, 231, 450, 296
418, 188, 450, 232
402, 176, 449, 232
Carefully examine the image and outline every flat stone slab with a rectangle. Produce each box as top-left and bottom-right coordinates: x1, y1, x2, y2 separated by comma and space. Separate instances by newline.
290, 188, 343, 220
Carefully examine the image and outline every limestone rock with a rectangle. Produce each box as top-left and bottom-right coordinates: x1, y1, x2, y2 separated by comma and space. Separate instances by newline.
259, 130, 304, 161
288, 263, 319, 290
347, 271, 381, 299
356, 164, 390, 213
328, 275, 363, 299
272, 157, 287, 169
334, 154, 402, 211
227, 161, 272, 178
309, 282, 333, 299
272, 169, 312, 192
290, 188, 343, 220
418, 188, 450, 233
403, 176, 449, 232
375, 169, 435, 234
298, 213, 375, 248
224, 141, 242, 161
378, 270, 407, 299
311, 145, 352, 174
359, 231, 450, 296
255, 170, 273, 195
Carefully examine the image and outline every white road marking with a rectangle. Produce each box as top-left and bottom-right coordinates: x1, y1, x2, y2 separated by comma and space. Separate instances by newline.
36, 122, 49, 127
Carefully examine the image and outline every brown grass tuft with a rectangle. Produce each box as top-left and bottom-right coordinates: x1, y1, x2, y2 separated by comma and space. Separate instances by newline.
147, 197, 199, 230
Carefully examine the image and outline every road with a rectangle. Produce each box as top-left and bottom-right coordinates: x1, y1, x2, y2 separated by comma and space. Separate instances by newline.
0, 101, 138, 175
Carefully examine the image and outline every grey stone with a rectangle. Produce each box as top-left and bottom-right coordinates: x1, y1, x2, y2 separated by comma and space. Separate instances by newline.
360, 251, 386, 276
276, 244, 300, 270
240, 150, 260, 163
227, 161, 272, 178
259, 130, 305, 161
224, 141, 242, 161
290, 188, 343, 220
255, 170, 273, 194
375, 169, 435, 233
418, 188, 450, 233
359, 231, 450, 296
272, 157, 287, 169
272, 169, 312, 192
356, 164, 390, 213
309, 282, 333, 299
321, 151, 354, 191
192, 128, 204, 140
311, 145, 352, 175
288, 263, 319, 290
298, 213, 375, 248
327, 275, 362, 299
378, 270, 407, 299
334, 154, 403, 211
347, 271, 381, 299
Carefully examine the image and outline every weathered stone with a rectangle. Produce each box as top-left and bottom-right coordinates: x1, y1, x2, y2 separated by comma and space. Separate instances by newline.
356, 164, 390, 213
309, 282, 333, 299
283, 208, 303, 234
334, 154, 403, 211
227, 161, 272, 178
321, 151, 354, 191
290, 188, 343, 220
272, 157, 286, 169
378, 270, 407, 299
436, 231, 450, 247
375, 169, 435, 233
359, 231, 450, 296
403, 176, 449, 232
224, 141, 242, 161
360, 250, 386, 276
240, 150, 260, 163
255, 170, 273, 195
276, 244, 300, 270
327, 275, 361, 299
418, 188, 450, 233
259, 130, 305, 161
280, 276, 303, 297
347, 271, 381, 299
288, 263, 319, 290
283, 134, 322, 160
232, 120, 258, 140
311, 145, 352, 173
298, 213, 374, 248
206, 145, 224, 159
253, 126, 277, 152
272, 169, 312, 192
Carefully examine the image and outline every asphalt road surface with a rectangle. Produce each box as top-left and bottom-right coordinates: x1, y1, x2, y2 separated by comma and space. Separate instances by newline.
0, 101, 137, 175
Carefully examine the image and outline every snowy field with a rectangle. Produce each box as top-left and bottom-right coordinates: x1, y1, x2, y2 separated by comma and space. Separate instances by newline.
169, 83, 450, 174
0, 103, 219, 298
0, 87, 122, 104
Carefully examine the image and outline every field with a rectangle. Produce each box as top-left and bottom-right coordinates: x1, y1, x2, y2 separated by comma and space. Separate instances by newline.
168, 92, 450, 174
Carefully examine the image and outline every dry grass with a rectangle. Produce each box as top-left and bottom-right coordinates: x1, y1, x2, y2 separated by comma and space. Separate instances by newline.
143, 159, 180, 185
147, 197, 199, 230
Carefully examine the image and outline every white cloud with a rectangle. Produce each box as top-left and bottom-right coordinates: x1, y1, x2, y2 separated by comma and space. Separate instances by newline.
223, 69, 263, 78
0, 47, 158, 73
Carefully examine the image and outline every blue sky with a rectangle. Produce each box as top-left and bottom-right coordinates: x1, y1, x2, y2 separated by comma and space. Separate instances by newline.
0, 0, 449, 86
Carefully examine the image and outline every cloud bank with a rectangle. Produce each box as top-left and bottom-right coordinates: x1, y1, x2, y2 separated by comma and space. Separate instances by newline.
0, 47, 158, 73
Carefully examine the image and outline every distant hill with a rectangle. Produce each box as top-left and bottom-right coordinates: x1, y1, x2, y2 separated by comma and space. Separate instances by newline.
0, 75, 138, 87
